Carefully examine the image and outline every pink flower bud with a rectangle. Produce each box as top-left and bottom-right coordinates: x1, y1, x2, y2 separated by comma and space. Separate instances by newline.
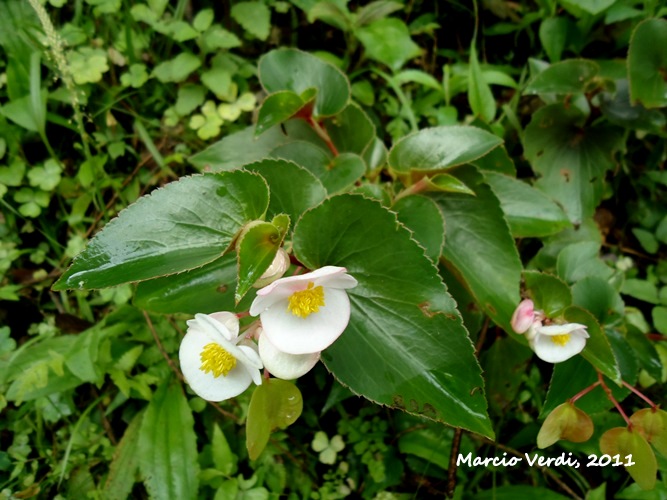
511, 299, 535, 334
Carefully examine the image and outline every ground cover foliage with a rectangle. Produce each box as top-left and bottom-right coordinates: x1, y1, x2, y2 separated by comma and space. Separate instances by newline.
1, 0, 667, 498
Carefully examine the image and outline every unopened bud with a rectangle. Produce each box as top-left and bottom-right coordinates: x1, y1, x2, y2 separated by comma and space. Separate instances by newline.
253, 248, 290, 288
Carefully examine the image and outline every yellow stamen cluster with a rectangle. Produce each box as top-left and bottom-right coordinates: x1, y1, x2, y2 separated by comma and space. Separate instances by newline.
550, 334, 571, 346
288, 282, 325, 318
199, 343, 236, 377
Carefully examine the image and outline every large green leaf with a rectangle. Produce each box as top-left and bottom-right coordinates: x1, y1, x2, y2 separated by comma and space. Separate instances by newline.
392, 195, 445, 262
433, 166, 522, 332
138, 381, 198, 500
484, 172, 571, 238
270, 142, 365, 193
388, 126, 503, 183
189, 120, 325, 171
323, 102, 376, 155
523, 103, 624, 224
628, 18, 667, 109
53, 171, 269, 290
293, 194, 493, 437
524, 59, 600, 95
134, 254, 237, 315
258, 48, 350, 117
244, 159, 327, 221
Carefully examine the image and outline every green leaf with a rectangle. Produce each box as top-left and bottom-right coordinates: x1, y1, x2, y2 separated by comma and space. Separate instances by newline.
103, 411, 142, 500
541, 356, 627, 418
468, 45, 495, 123
236, 220, 287, 303
307, 1, 351, 31
632, 228, 659, 254
138, 381, 199, 500
243, 159, 327, 222
539, 17, 570, 63
561, 0, 615, 15
0, 93, 45, 132
53, 171, 269, 290
355, 1, 403, 26
434, 166, 522, 332
255, 91, 311, 136
323, 102, 376, 155
293, 194, 493, 437
190, 125, 293, 171
134, 254, 238, 314
621, 279, 660, 304
423, 173, 475, 195
259, 48, 350, 118
152, 52, 201, 83
628, 18, 667, 108
356, 18, 421, 71
572, 276, 624, 326
193, 9, 214, 32
176, 85, 207, 116
484, 172, 571, 238
481, 337, 533, 415
231, 1, 271, 40
388, 126, 503, 183
556, 241, 613, 284
211, 425, 237, 476
392, 195, 445, 262
246, 380, 303, 460
523, 103, 624, 224
523, 271, 572, 318
525, 59, 600, 95
600, 428, 657, 491
565, 306, 620, 382
271, 142, 365, 193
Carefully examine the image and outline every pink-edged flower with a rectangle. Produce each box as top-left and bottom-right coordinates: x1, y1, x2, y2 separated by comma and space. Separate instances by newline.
511, 299, 536, 334
179, 312, 263, 401
257, 327, 320, 379
531, 323, 589, 363
249, 266, 358, 355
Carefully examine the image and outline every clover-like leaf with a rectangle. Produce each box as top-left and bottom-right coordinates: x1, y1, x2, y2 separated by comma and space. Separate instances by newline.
537, 402, 594, 448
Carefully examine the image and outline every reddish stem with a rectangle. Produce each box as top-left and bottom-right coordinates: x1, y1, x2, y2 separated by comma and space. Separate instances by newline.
569, 380, 601, 404
306, 116, 339, 156
598, 372, 632, 427
647, 333, 667, 341
621, 380, 657, 409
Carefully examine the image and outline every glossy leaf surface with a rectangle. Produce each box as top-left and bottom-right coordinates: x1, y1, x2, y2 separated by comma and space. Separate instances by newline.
293, 194, 493, 437
54, 171, 268, 290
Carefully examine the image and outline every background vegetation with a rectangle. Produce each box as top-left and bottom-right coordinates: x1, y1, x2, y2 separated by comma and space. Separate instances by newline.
1, 0, 666, 498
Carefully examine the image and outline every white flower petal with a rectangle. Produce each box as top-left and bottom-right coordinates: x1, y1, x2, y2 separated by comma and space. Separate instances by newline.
261, 288, 351, 354
538, 323, 588, 336
179, 327, 253, 401
179, 313, 264, 401
533, 330, 588, 363
259, 331, 320, 379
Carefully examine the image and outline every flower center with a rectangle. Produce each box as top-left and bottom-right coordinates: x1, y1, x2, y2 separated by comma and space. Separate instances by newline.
199, 343, 236, 377
550, 334, 571, 347
288, 282, 325, 318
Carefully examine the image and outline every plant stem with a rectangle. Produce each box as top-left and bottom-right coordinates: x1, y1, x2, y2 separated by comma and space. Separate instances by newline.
598, 372, 632, 427
621, 380, 657, 409
307, 116, 339, 156
569, 380, 600, 403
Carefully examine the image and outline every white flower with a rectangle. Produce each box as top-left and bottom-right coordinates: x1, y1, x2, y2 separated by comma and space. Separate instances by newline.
249, 266, 358, 355
258, 327, 320, 379
179, 312, 263, 401
531, 323, 590, 363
